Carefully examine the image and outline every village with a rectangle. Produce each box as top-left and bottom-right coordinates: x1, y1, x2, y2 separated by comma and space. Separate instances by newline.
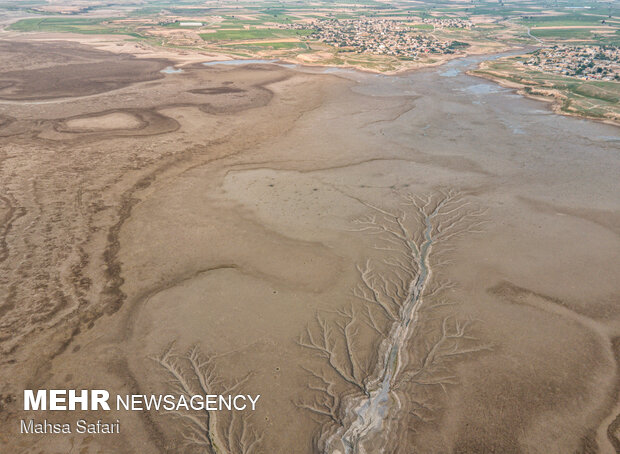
420, 17, 473, 29
285, 18, 468, 58
522, 45, 620, 81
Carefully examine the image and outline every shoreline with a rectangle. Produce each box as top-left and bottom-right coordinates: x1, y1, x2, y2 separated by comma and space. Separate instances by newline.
0, 29, 506, 76
469, 63, 620, 128
3, 29, 617, 129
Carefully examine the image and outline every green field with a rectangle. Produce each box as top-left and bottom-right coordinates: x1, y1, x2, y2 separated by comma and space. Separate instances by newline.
522, 18, 607, 27
529, 27, 620, 45
530, 28, 595, 39
410, 24, 434, 30
246, 41, 308, 49
517, 9, 619, 45
200, 28, 313, 42
8, 17, 140, 36
224, 41, 308, 51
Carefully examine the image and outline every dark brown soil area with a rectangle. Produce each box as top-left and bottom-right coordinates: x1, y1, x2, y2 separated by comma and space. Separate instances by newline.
0, 41, 169, 100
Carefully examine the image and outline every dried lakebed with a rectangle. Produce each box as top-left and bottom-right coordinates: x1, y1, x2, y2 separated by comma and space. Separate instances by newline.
0, 43, 619, 454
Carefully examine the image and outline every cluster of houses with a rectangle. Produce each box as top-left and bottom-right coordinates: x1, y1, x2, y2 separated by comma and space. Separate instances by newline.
291, 18, 466, 58
522, 45, 620, 81
420, 17, 473, 29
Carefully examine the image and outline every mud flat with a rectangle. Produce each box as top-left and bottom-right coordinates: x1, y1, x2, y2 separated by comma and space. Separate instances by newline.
0, 40, 619, 454
0, 41, 170, 101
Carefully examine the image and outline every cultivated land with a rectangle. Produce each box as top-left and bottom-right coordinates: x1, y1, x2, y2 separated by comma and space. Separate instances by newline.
0, 1, 619, 453
2, 0, 618, 120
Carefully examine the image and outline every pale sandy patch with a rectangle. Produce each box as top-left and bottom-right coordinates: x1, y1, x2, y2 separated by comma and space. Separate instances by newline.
64, 112, 142, 130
